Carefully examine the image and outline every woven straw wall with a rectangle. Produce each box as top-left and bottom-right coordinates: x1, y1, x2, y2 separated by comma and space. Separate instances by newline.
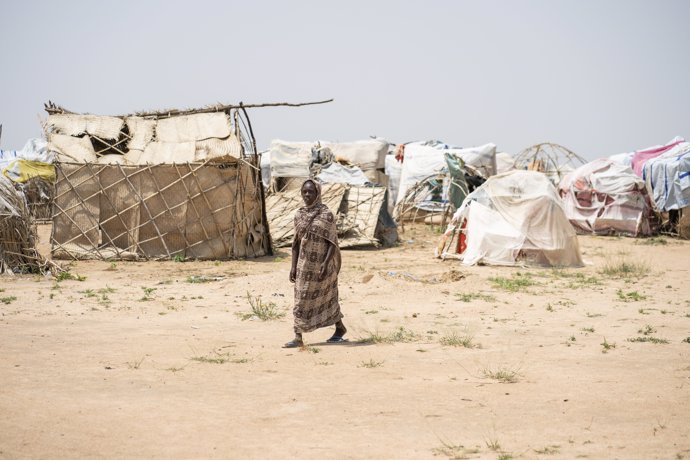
51, 161, 269, 260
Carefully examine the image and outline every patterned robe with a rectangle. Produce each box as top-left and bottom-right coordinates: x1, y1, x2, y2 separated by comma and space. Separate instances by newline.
292, 182, 343, 333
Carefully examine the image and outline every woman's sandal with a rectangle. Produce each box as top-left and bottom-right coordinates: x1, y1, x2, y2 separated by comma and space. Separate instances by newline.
326, 335, 348, 344
282, 339, 304, 349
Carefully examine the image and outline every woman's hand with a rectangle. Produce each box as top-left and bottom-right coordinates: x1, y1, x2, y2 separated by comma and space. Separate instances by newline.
290, 267, 297, 283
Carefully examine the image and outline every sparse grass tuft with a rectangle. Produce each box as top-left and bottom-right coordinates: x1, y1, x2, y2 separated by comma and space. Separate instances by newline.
482, 365, 520, 383
357, 326, 420, 344
533, 445, 560, 455
236, 292, 285, 321
638, 236, 668, 246
638, 325, 655, 335
304, 346, 320, 354
139, 286, 156, 301
431, 440, 480, 458
627, 336, 669, 344
359, 359, 384, 368
1, 296, 17, 305
190, 351, 249, 364
601, 338, 616, 353
489, 272, 538, 292
186, 275, 223, 283
547, 269, 602, 288
485, 438, 501, 451
56, 271, 86, 282
600, 258, 650, 279
617, 289, 647, 302
455, 292, 497, 303
439, 329, 478, 348
126, 357, 145, 369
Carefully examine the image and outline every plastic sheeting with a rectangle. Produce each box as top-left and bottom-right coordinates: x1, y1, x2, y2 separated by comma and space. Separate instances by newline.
444, 143, 497, 178
496, 152, 515, 174
396, 144, 446, 206
641, 141, 690, 211
125, 117, 156, 151
317, 162, 370, 186
47, 114, 125, 140
319, 139, 388, 170
2, 160, 56, 183
269, 140, 313, 178
48, 134, 97, 163
452, 170, 583, 267
384, 154, 402, 214
1, 139, 54, 180
559, 159, 653, 236
396, 143, 497, 207
631, 136, 685, 177
155, 113, 231, 143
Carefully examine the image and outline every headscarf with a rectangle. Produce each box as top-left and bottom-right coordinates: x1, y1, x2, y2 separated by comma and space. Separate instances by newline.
294, 179, 341, 271
294, 179, 325, 240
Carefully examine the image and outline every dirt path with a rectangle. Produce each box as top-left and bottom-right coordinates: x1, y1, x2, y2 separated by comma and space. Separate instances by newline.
1, 224, 689, 459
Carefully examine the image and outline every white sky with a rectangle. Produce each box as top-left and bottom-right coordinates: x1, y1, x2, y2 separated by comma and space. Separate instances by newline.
1, 0, 689, 159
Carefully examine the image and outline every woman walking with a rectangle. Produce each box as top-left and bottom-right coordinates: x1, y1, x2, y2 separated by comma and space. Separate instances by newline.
283, 179, 347, 348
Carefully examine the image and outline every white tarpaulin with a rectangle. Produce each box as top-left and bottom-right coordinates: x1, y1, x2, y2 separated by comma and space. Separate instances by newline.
0, 139, 54, 170
444, 143, 497, 178
139, 142, 196, 164
260, 150, 271, 188
451, 170, 583, 267
125, 117, 156, 151
155, 113, 231, 143
385, 154, 402, 214
559, 159, 653, 236
396, 143, 498, 207
319, 139, 388, 170
269, 140, 312, 178
47, 114, 124, 140
496, 152, 515, 174
395, 144, 446, 206
317, 162, 369, 186
48, 134, 97, 163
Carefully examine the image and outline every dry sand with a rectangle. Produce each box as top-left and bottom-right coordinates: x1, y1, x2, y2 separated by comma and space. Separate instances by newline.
1, 223, 689, 459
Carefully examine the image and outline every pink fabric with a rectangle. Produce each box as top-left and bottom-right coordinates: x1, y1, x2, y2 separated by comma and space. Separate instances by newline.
631, 139, 684, 177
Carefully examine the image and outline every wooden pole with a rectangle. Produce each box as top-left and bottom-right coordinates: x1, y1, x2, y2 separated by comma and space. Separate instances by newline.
44, 99, 334, 118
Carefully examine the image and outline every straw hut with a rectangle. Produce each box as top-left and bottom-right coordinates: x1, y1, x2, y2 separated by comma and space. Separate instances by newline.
43, 101, 272, 260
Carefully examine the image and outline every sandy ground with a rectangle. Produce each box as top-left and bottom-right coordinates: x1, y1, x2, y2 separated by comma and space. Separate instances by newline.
1, 223, 689, 459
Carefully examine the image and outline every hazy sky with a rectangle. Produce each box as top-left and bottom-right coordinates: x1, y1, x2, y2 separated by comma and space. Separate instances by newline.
1, 0, 689, 159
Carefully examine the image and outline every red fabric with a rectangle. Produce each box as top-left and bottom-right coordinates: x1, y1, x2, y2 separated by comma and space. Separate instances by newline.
456, 220, 467, 254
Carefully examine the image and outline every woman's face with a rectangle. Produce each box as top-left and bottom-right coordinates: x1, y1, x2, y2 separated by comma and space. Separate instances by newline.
301, 181, 317, 206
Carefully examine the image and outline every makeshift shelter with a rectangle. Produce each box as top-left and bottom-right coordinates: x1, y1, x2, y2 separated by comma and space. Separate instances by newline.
1, 138, 56, 220
0, 176, 58, 275
514, 143, 586, 185
43, 101, 271, 260
263, 138, 396, 248
558, 159, 655, 236
437, 170, 583, 267
393, 142, 496, 224
265, 180, 394, 249
267, 139, 389, 190
640, 139, 690, 237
